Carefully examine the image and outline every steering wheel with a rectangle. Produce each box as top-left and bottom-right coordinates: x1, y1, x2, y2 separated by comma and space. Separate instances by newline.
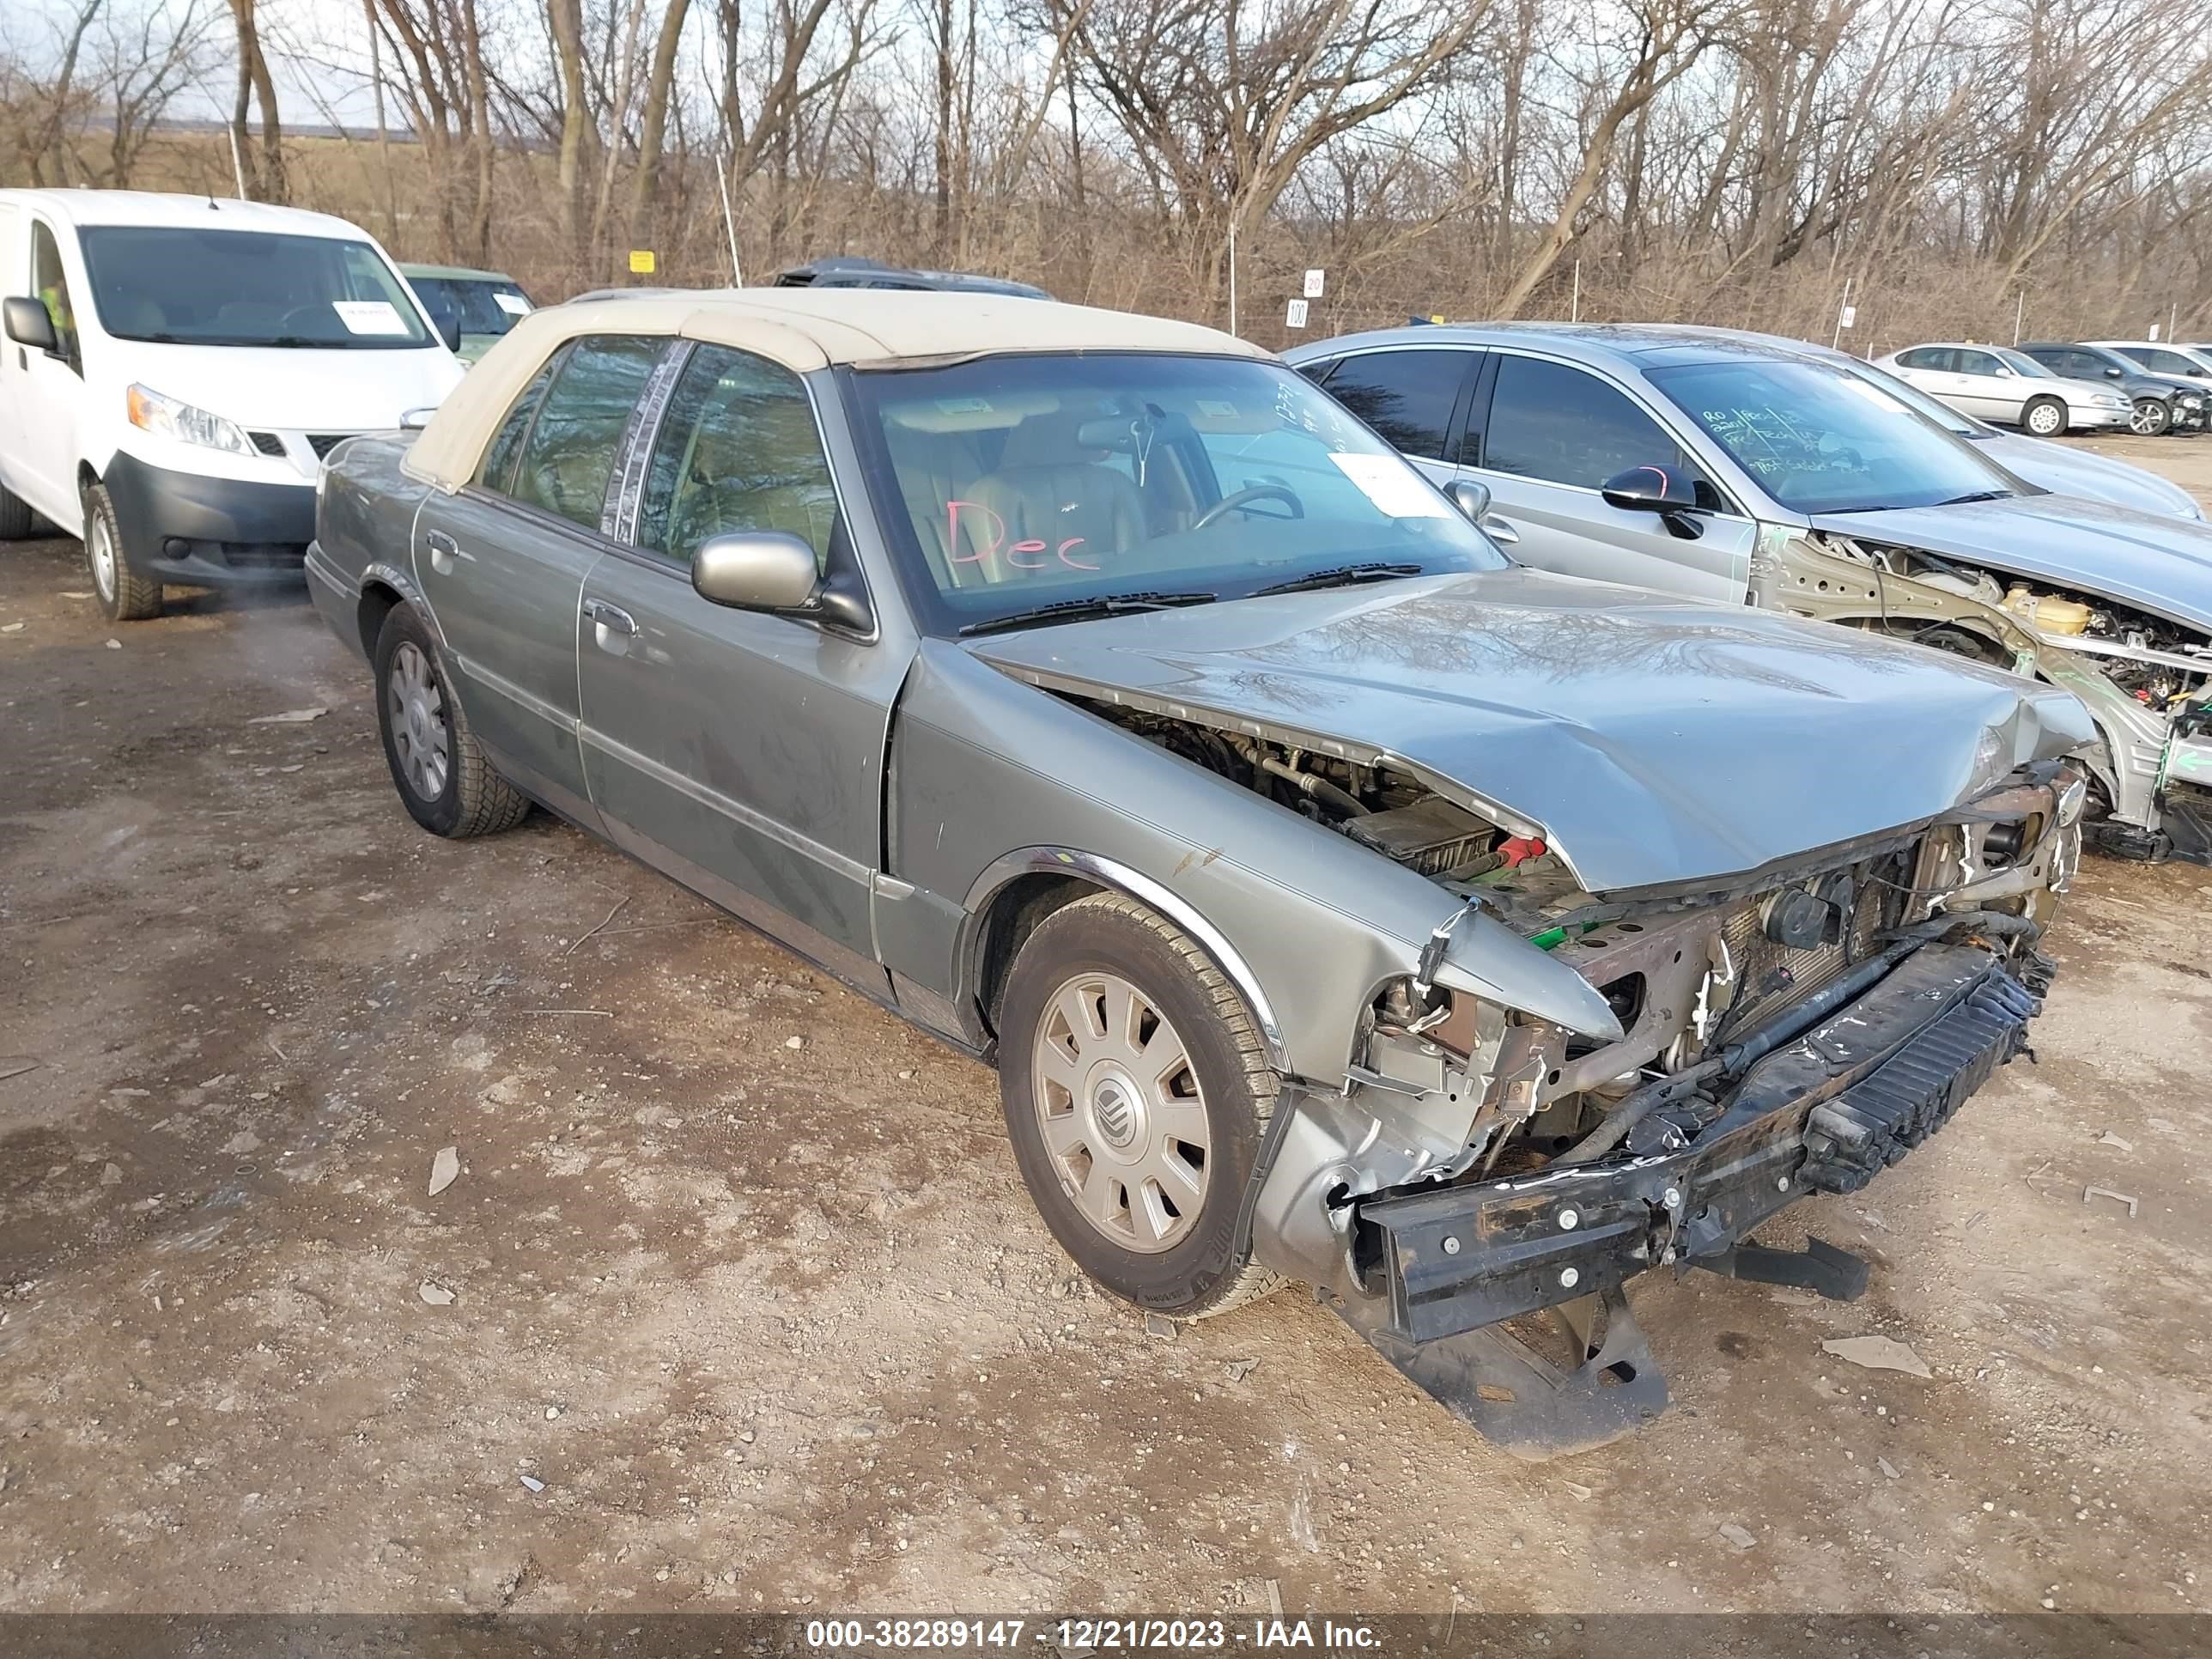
1193, 483, 1304, 531
282, 305, 337, 336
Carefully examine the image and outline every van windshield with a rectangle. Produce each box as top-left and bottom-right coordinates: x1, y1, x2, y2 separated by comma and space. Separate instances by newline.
79, 227, 434, 349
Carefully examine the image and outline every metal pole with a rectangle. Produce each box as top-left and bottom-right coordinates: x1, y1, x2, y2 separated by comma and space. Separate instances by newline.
2171, 302, 2179, 344
1571, 258, 1581, 323
716, 155, 743, 287
226, 126, 249, 199
2014, 289, 2025, 346
1831, 276, 1853, 349
1227, 216, 1238, 337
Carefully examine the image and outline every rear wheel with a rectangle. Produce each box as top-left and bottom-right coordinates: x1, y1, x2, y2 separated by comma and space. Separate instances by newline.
83, 482, 163, 621
998, 892, 1283, 1321
2131, 397, 2172, 436
372, 603, 531, 838
2021, 396, 2068, 437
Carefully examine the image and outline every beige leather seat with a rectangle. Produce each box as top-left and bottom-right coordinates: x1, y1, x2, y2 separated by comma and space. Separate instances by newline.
884, 420, 987, 585
964, 413, 1147, 581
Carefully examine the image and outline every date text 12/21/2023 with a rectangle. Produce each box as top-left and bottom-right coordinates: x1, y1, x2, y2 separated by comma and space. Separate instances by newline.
802, 1619, 1383, 1650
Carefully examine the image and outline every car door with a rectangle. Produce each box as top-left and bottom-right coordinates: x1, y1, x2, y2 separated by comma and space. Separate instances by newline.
574, 340, 903, 996
16, 216, 85, 529
1949, 349, 2024, 422
1459, 350, 1758, 605
414, 333, 666, 827
1309, 347, 1480, 491
2123, 346, 2212, 392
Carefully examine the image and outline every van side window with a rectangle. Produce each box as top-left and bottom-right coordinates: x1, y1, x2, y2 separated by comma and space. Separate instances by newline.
509, 335, 665, 532
635, 343, 838, 568
31, 222, 81, 375
476, 351, 564, 495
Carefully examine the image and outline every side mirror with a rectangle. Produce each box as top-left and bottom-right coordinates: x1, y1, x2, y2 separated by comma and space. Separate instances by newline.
398, 406, 438, 432
691, 531, 820, 613
3, 295, 57, 353
2106, 367, 2124, 379
1445, 478, 1491, 522
1601, 465, 1703, 514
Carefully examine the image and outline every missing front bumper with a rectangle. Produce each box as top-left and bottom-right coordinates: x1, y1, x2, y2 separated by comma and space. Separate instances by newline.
1331, 942, 2039, 1455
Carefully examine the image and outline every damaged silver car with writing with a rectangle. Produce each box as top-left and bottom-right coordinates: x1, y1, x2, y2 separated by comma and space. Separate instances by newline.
306, 292, 2093, 1455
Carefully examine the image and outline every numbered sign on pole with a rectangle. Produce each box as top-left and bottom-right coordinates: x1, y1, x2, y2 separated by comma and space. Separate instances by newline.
1304, 270, 1326, 299
1837, 303, 1856, 330
1285, 298, 1310, 329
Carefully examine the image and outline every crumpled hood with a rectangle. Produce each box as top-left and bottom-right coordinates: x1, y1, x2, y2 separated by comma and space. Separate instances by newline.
966, 569, 2094, 895
1809, 494, 2212, 634
109, 339, 465, 432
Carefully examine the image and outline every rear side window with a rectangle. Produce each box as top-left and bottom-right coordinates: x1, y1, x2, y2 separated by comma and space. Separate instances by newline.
476, 351, 563, 495
636, 343, 838, 568
1321, 349, 1469, 461
510, 336, 665, 532
1482, 355, 1695, 494
1897, 347, 1952, 371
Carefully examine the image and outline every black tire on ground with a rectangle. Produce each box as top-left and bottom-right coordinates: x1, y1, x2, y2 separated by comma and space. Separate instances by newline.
0, 481, 32, 540
997, 890, 1285, 1322
82, 481, 163, 621
371, 602, 531, 839
2021, 396, 2068, 438
2132, 397, 2172, 437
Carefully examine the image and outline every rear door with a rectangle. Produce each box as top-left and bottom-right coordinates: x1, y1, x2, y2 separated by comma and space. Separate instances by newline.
1461, 350, 1758, 605
414, 332, 667, 826
574, 341, 904, 995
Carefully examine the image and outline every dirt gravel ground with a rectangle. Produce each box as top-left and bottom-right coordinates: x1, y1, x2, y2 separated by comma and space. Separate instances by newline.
3, 435, 2210, 1618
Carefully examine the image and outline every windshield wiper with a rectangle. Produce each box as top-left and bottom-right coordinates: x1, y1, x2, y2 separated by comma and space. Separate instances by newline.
1936, 489, 2011, 506
957, 592, 1217, 636
1251, 562, 1425, 598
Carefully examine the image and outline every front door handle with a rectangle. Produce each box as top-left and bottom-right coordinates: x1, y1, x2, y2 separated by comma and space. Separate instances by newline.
583, 598, 637, 649
1480, 514, 1520, 544
425, 529, 459, 575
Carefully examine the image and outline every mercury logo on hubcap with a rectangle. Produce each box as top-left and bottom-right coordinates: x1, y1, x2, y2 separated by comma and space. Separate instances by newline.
1092, 1076, 1137, 1148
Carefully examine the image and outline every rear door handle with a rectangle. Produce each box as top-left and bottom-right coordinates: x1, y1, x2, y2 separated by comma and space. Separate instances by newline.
1480, 514, 1520, 544
424, 529, 459, 575
584, 598, 636, 639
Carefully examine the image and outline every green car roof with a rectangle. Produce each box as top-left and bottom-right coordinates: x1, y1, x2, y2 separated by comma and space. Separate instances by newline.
400, 263, 521, 285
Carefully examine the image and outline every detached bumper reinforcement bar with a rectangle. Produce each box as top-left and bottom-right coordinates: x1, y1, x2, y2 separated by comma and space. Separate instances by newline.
1332, 942, 2039, 1457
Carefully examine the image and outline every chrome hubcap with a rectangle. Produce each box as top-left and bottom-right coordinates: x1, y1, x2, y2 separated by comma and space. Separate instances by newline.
387, 641, 451, 800
1031, 970, 1210, 1254
88, 514, 116, 599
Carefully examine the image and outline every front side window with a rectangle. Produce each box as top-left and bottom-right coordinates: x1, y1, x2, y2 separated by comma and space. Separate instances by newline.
845, 352, 1504, 635
1320, 349, 1468, 460
510, 335, 665, 531
636, 344, 838, 567
1955, 349, 2002, 377
1650, 359, 2017, 514
31, 222, 79, 373
1482, 355, 1699, 494
77, 227, 433, 349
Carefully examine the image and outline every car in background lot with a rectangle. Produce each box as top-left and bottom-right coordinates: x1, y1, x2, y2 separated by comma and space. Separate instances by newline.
1874, 342, 2130, 435
772, 253, 1052, 298
0, 189, 467, 620
1285, 322, 2212, 861
2019, 342, 2207, 436
307, 289, 2087, 1454
2090, 340, 2212, 397
401, 263, 533, 363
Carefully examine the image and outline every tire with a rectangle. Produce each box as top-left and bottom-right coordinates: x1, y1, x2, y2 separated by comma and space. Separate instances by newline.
998, 890, 1284, 1321
83, 482, 162, 621
0, 481, 32, 540
2021, 396, 2068, 438
372, 603, 530, 838
2130, 398, 2172, 437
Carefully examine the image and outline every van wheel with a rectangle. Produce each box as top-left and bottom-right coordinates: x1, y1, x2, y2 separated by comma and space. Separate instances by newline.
0, 481, 32, 540
372, 603, 531, 838
997, 892, 1285, 1322
83, 482, 163, 621
2021, 397, 2068, 438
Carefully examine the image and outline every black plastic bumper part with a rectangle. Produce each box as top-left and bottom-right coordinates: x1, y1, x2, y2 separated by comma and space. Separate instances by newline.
101, 451, 316, 588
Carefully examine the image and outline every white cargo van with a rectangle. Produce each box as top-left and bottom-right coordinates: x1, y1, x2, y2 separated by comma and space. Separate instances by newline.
0, 190, 467, 619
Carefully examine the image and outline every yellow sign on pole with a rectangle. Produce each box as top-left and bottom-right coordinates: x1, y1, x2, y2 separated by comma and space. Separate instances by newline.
629, 250, 657, 276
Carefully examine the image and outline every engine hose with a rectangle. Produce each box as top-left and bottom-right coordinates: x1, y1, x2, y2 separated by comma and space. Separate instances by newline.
1259, 755, 1366, 818
1554, 908, 2040, 1167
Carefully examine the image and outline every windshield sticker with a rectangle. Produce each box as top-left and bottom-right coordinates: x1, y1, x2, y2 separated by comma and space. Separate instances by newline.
1194, 399, 1239, 419
935, 398, 994, 414
493, 292, 532, 316
332, 300, 410, 336
1327, 453, 1451, 518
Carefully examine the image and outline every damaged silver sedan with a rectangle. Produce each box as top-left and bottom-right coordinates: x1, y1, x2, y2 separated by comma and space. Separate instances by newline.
307, 292, 2093, 1454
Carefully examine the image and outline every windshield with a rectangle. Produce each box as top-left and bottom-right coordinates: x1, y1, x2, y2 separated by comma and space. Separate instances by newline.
1649, 359, 2017, 514
410, 275, 532, 341
80, 227, 434, 349
845, 353, 1506, 633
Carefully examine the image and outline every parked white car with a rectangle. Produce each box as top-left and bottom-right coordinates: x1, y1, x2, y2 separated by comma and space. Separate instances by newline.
2090, 340, 2212, 396
1875, 342, 2132, 436
0, 189, 466, 620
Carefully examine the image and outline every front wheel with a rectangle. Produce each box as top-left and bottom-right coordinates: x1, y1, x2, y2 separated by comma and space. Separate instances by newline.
997, 892, 1283, 1321
2021, 396, 2068, 437
2131, 398, 2172, 437
372, 603, 531, 838
83, 482, 162, 621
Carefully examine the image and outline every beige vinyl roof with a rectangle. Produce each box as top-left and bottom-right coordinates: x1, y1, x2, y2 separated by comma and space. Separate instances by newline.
404, 289, 1268, 492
